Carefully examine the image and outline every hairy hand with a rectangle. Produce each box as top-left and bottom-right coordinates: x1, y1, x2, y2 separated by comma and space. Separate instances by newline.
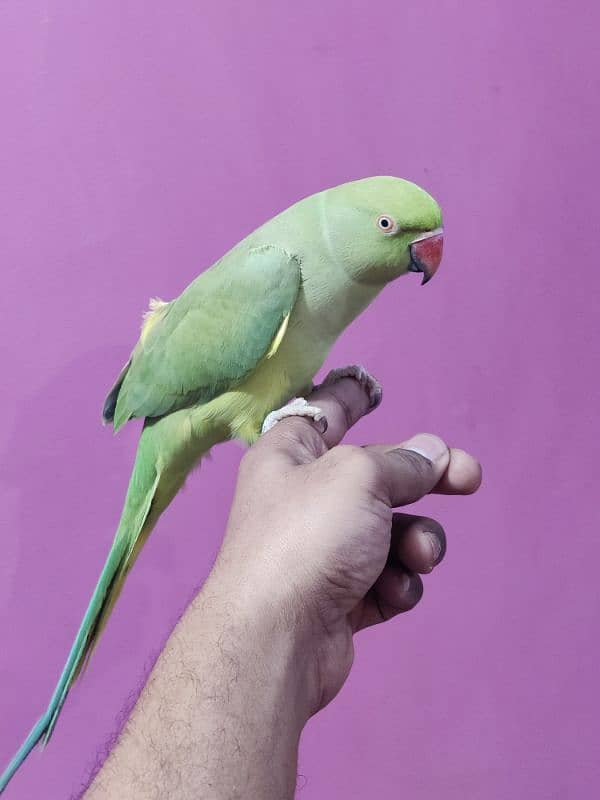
210, 375, 482, 714
85, 375, 481, 800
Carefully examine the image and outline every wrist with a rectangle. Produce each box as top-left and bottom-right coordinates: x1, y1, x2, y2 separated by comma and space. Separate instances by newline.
196, 570, 323, 724
86, 565, 322, 800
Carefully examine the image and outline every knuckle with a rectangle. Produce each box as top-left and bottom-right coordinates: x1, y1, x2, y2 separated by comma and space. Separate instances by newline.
329, 444, 378, 488
338, 444, 365, 461
324, 444, 353, 467
273, 421, 326, 462
338, 445, 380, 485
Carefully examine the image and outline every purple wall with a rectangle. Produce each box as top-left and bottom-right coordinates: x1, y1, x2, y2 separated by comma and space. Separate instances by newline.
1, 2, 598, 797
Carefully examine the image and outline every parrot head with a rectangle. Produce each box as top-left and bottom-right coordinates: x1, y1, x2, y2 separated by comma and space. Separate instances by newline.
319, 176, 443, 286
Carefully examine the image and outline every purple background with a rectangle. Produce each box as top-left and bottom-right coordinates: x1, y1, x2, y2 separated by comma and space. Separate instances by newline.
1, 1, 598, 797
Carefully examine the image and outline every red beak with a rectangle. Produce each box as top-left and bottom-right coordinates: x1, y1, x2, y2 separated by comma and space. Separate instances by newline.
408, 228, 444, 284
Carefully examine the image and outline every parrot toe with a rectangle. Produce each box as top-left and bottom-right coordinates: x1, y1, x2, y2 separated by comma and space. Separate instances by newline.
261, 398, 328, 435
321, 364, 382, 409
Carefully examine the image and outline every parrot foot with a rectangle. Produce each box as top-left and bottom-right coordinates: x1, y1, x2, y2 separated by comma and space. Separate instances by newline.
320, 364, 382, 409
261, 398, 327, 434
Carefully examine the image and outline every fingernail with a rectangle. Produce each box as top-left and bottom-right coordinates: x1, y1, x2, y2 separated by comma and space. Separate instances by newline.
369, 385, 383, 410
425, 531, 443, 565
402, 433, 447, 464
314, 415, 328, 434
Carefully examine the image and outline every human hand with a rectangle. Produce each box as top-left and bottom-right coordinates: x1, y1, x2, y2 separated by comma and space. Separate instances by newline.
209, 375, 482, 716
85, 375, 481, 800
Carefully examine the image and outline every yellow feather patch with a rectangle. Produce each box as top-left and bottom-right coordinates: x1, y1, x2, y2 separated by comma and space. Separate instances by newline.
140, 297, 169, 344
266, 312, 290, 359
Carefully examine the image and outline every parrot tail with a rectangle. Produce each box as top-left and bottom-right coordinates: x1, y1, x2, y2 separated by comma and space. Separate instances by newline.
0, 416, 195, 795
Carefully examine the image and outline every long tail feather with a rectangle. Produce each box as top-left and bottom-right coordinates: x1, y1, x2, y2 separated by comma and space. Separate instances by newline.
0, 438, 162, 793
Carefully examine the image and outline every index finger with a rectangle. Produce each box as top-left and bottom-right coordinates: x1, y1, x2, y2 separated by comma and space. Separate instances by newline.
259, 376, 374, 463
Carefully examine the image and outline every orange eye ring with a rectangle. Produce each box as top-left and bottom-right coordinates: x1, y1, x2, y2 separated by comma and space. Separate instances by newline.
376, 215, 399, 235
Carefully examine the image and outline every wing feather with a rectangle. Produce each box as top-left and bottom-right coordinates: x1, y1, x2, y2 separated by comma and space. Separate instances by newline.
106, 246, 301, 430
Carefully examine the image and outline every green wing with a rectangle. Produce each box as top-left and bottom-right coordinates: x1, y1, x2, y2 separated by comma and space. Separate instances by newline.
105, 245, 301, 431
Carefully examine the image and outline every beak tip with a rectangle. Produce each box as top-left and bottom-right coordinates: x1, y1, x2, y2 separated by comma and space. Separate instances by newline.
409, 228, 444, 285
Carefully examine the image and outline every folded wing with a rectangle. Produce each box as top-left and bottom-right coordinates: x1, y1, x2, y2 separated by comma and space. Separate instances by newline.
104, 245, 302, 430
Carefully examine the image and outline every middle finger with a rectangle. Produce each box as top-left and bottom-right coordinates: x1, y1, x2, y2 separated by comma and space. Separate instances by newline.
390, 513, 447, 574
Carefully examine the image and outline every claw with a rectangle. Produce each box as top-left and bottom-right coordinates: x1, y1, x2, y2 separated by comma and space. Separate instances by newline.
261, 397, 327, 434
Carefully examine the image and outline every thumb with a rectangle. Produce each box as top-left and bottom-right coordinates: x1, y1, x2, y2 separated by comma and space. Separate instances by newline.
367, 434, 451, 507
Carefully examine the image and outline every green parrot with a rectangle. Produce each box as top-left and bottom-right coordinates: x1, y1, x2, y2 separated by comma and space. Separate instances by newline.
0, 175, 443, 792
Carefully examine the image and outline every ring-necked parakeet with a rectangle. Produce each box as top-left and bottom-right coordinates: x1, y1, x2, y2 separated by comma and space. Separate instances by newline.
0, 176, 443, 792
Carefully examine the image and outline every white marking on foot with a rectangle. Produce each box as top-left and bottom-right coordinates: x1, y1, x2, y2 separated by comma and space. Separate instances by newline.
320, 364, 382, 409
261, 397, 327, 434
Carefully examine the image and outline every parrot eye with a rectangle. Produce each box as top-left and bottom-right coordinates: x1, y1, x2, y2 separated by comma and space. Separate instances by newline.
376, 215, 399, 235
